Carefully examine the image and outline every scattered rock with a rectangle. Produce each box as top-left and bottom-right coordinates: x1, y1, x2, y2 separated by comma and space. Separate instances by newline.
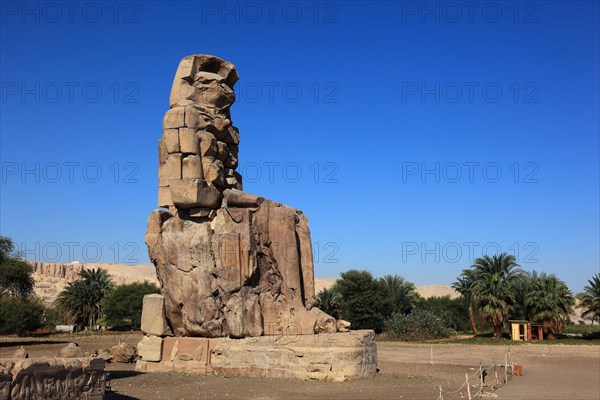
97, 348, 113, 362
111, 343, 137, 363
12, 346, 28, 358
59, 342, 84, 358
337, 319, 352, 332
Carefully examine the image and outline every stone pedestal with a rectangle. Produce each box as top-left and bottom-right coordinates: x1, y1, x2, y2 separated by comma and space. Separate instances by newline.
136, 330, 377, 381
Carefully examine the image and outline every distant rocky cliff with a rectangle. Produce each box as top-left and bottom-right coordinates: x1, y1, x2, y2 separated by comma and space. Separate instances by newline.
29, 262, 158, 305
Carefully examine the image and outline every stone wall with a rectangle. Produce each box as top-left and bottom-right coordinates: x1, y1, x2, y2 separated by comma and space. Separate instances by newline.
0, 357, 105, 400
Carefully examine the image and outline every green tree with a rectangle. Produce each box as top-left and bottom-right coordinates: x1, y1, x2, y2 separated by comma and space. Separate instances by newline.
462, 253, 522, 338
524, 272, 574, 339
55, 268, 114, 328
0, 236, 17, 264
0, 236, 34, 298
379, 274, 419, 315
0, 259, 35, 298
0, 296, 46, 336
511, 271, 539, 320
452, 271, 479, 335
314, 286, 342, 319
334, 270, 393, 332
0, 236, 45, 335
579, 273, 600, 324
103, 282, 160, 329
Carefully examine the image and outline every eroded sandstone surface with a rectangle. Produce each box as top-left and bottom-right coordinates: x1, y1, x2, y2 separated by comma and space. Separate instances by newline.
146, 54, 336, 338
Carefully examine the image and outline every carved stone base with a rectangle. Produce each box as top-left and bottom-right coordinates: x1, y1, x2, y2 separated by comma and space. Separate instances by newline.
0, 357, 105, 400
136, 330, 377, 381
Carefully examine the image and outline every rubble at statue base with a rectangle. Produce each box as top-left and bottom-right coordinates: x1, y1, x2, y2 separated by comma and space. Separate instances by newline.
139, 54, 377, 381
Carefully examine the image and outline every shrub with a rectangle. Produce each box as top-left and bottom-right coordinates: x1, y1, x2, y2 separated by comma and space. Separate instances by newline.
0, 296, 46, 335
383, 308, 455, 341
102, 282, 160, 329
417, 296, 472, 332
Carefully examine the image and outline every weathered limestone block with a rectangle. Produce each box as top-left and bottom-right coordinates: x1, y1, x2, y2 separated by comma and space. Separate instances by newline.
137, 335, 163, 362
164, 128, 180, 153
141, 294, 171, 336
158, 139, 167, 163
182, 155, 203, 179
12, 347, 28, 359
111, 343, 137, 363
169, 178, 223, 209
59, 342, 84, 358
211, 330, 377, 381
201, 158, 225, 188
180, 127, 199, 154
135, 337, 221, 374
166, 153, 182, 179
311, 308, 337, 334
158, 185, 172, 208
337, 319, 352, 332
0, 357, 105, 400
163, 107, 185, 129
199, 131, 218, 157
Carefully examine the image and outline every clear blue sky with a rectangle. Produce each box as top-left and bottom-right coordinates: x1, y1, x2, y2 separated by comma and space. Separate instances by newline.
1, 1, 598, 292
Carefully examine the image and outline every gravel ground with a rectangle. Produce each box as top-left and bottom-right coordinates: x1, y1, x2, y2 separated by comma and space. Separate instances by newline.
1, 333, 598, 400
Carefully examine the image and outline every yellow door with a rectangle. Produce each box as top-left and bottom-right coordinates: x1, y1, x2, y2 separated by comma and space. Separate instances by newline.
511, 323, 520, 340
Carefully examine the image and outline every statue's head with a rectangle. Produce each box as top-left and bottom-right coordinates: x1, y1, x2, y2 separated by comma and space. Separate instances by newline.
158, 55, 242, 215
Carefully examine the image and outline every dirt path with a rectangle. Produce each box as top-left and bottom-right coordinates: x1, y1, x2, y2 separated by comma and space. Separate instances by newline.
1, 334, 598, 399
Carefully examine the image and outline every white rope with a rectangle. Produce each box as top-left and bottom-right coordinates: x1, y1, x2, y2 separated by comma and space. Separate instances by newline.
434, 347, 515, 399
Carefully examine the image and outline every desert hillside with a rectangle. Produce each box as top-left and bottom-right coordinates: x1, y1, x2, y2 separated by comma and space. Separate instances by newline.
30, 262, 459, 304
314, 278, 459, 299
30, 262, 158, 304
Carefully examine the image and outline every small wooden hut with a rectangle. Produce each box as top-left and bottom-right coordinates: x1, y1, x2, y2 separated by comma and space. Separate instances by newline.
509, 320, 543, 341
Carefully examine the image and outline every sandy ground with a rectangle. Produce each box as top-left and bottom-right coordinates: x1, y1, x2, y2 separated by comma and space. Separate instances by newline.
1, 332, 598, 400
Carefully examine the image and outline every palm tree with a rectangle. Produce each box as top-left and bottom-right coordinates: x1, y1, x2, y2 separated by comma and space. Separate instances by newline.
511, 271, 539, 320
379, 274, 419, 315
467, 253, 522, 338
55, 268, 114, 329
452, 272, 478, 335
525, 273, 575, 339
579, 273, 600, 324
473, 272, 516, 338
315, 287, 342, 319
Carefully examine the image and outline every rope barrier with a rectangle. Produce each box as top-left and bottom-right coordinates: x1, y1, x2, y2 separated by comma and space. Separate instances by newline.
435, 347, 515, 400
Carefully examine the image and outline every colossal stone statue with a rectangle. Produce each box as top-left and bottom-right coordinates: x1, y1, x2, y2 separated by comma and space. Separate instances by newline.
145, 54, 336, 338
